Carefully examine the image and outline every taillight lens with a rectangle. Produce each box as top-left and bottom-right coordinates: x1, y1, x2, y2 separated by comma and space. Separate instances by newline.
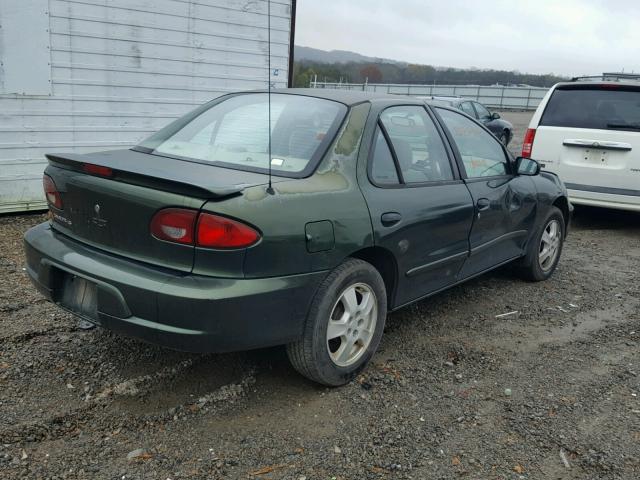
521, 128, 536, 158
150, 209, 260, 249
43, 174, 63, 209
196, 213, 260, 249
150, 208, 198, 245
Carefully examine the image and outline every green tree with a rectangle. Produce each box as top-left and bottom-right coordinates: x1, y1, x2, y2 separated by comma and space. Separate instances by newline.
359, 64, 383, 83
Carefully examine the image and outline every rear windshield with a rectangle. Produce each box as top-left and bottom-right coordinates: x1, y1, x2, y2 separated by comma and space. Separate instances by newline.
540, 85, 640, 131
136, 93, 347, 176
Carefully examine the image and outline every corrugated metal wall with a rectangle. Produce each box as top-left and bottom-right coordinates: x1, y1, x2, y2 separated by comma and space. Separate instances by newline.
0, 0, 292, 213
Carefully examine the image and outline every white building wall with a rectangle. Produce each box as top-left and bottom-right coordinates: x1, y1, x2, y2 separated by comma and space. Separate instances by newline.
0, 0, 292, 213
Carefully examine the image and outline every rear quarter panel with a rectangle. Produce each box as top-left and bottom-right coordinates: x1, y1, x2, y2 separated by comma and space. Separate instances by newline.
529, 85, 557, 128
196, 103, 374, 278
531, 171, 569, 231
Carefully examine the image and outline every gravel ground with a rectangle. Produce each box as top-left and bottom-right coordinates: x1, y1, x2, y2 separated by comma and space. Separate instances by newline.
2, 112, 640, 479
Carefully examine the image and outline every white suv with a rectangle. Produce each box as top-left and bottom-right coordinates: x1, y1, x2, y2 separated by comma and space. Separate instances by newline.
524, 73, 640, 212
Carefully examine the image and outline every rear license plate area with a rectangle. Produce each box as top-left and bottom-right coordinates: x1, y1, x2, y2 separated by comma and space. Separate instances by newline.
584, 148, 607, 164
56, 272, 99, 324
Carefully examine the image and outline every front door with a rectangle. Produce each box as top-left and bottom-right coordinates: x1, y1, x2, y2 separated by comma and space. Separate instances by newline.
360, 105, 475, 308
434, 107, 537, 277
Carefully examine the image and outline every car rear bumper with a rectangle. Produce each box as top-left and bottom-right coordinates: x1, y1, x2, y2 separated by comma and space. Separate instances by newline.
566, 186, 640, 212
24, 222, 326, 353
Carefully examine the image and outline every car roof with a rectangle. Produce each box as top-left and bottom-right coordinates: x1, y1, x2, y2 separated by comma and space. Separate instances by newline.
554, 73, 640, 89
240, 88, 415, 106
553, 80, 640, 89
430, 96, 464, 102
570, 73, 640, 83
420, 96, 477, 105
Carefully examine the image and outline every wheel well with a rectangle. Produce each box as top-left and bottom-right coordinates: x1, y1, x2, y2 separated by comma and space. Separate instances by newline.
553, 196, 570, 235
350, 247, 398, 308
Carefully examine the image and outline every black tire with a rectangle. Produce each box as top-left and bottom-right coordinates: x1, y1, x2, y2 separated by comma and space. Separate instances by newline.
286, 258, 387, 386
499, 130, 510, 145
518, 206, 565, 281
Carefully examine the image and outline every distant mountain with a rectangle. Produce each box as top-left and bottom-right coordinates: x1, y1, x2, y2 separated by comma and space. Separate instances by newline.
294, 45, 404, 65
291, 46, 566, 88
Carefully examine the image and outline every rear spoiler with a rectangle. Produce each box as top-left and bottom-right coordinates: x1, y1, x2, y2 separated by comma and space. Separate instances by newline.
45, 150, 273, 199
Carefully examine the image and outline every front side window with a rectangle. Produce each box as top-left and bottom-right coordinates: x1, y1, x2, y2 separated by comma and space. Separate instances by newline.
473, 102, 491, 120
460, 102, 476, 117
137, 93, 347, 176
437, 108, 508, 178
378, 106, 454, 183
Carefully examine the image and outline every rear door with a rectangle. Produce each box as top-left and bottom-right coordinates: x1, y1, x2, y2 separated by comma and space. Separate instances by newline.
360, 105, 475, 307
435, 107, 537, 277
533, 84, 640, 197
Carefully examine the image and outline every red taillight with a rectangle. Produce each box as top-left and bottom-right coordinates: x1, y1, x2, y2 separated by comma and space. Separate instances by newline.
196, 213, 260, 249
43, 174, 63, 209
521, 128, 536, 158
83, 163, 113, 177
150, 208, 198, 245
150, 209, 260, 249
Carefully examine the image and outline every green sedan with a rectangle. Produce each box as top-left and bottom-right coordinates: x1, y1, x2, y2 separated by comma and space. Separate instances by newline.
24, 89, 571, 385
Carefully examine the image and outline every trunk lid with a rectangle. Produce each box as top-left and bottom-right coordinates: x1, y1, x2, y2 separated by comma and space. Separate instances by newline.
45, 149, 276, 273
532, 84, 640, 193
533, 126, 640, 192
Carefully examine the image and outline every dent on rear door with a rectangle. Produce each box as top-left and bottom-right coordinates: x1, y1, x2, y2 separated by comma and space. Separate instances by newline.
364, 184, 475, 306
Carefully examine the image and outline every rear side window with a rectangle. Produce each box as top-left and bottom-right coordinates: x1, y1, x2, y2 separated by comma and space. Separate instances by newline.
540, 86, 640, 131
379, 106, 454, 183
371, 128, 400, 185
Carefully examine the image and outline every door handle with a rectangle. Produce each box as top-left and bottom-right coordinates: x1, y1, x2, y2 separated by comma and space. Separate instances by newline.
563, 139, 632, 151
381, 212, 402, 227
476, 198, 491, 211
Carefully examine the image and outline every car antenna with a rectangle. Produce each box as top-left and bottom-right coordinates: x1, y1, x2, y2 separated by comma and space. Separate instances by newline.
266, 0, 275, 195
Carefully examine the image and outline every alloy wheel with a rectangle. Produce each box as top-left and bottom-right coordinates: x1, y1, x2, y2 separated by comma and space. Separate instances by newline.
326, 283, 377, 367
539, 219, 561, 271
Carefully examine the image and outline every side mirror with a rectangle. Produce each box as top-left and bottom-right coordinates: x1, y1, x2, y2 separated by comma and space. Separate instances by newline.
515, 156, 540, 176
491, 112, 501, 120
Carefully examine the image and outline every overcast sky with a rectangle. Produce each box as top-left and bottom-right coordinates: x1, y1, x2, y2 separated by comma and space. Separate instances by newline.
295, 0, 640, 76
